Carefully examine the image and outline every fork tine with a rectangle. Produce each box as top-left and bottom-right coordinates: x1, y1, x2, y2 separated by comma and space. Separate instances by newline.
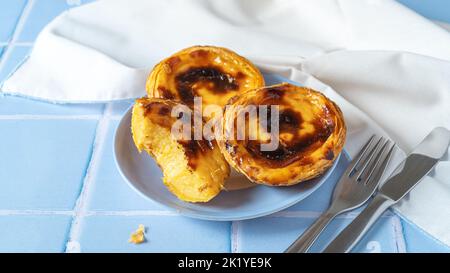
364, 142, 395, 186
356, 139, 389, 183
346, 135, 376, 176
351, 136, 384, 178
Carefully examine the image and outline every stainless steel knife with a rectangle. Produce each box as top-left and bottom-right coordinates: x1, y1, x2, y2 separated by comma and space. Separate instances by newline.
323, 127, 450, 253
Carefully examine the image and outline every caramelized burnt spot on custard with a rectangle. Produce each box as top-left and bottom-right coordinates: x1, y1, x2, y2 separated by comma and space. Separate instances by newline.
174, 111, 215, 170
165, 56, 181, 72
261, 84, 288, 101
175, 66, 240, 105
189, 49, 209, 59
230, 84, 336, 168
146, 46, 264, 109
138, 98, 214, 170
243, 99, 335, 167
157, 86, 175, 100
246, 109, 335, 168
177, 139, 214, 170
218, 83, 346, 186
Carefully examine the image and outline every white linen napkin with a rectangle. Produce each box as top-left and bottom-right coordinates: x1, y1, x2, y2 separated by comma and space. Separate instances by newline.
1, 0, 450, 247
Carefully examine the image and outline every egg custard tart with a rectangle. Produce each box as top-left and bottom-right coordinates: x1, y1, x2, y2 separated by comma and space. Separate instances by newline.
146, 46, 265, 108
131, 98, 230, 202
218, 83, 346, 186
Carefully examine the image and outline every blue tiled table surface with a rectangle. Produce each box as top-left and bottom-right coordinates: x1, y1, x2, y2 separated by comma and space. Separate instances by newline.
0, 0, 449, 253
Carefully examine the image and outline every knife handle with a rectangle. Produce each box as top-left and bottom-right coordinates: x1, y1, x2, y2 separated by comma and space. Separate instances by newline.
323, 195, 395, 253
285, 209, 338, 253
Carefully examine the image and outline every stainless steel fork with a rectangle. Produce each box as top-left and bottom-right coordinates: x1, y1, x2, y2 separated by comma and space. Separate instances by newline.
285, 135, 395, 253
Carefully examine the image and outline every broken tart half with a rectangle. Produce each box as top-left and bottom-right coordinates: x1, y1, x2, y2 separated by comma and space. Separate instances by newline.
218, 83, 346, 186
131, 98, 230, 202
146, 45, 265, 108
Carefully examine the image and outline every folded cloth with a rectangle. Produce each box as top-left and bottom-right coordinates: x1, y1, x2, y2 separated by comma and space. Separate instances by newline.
2, 0, 450, 247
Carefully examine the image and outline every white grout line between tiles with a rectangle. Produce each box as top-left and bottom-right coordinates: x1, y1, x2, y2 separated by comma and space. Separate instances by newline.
83, 210, 180, 217
0, 209, 394, 219
231, 221, 240, 253
0, 210, 74, 216
270, 210, 325, 218
0, 113, 126, 120
392, 215, 407, 253
0, 0, 35, 72
0, 114, 102, 120
64, 103, 113, 253
270, 210, 395, 219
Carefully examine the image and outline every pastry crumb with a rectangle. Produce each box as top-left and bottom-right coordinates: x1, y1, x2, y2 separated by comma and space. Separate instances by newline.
128, 224, 146, 244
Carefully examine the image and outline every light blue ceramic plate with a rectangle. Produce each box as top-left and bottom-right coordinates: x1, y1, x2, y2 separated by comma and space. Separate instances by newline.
114, 74, 344, 221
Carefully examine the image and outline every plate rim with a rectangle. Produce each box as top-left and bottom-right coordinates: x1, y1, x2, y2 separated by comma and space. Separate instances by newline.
114, 105, 347, 221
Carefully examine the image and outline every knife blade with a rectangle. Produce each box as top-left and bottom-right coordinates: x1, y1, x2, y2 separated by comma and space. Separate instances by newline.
323, 127, 450, 253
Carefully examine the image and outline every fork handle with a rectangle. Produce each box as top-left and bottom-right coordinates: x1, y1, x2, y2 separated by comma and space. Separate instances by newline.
285, 209, 338, 253
323, 195, 395, 253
